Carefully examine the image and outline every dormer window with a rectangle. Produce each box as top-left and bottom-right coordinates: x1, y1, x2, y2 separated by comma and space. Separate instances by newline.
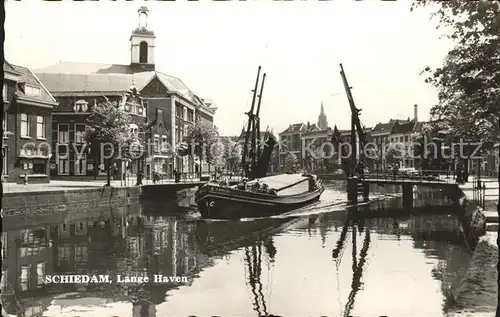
25, 85, 41, 96
74, 100, 88, 112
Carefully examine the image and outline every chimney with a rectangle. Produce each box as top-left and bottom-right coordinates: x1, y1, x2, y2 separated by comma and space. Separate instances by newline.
414, 104, 418, 122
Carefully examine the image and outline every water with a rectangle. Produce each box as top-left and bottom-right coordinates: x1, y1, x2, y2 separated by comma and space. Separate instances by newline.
1, 182, 474, 317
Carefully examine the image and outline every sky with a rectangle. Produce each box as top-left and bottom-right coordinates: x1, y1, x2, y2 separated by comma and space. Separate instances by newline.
4, 1, 454, 136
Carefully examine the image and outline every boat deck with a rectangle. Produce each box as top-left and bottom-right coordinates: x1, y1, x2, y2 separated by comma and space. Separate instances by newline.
250, 174, 310, 196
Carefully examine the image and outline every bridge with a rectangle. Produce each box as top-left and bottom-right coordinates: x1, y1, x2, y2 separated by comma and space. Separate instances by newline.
347, 170, 465, 208
363, 171, 457, 186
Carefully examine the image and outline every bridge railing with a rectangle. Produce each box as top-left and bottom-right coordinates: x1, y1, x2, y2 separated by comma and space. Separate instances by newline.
363, 169, 456, 183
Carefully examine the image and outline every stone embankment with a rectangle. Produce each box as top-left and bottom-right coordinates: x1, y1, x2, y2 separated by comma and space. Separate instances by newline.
448, 178, 498, 315
1, 180, 204, 216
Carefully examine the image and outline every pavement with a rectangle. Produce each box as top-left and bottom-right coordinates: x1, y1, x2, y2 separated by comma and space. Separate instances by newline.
2, 175, 244, 194
1, 178, 203, 193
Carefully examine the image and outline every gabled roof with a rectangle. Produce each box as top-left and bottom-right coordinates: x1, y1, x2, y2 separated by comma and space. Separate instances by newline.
4, 61, 19, 74
302, 127, 331, 137
394, 120, 416, 134
280, 123, 305, 134
10, 63, 57, 104
34, 61, 209, 108
372, 120, 397, 134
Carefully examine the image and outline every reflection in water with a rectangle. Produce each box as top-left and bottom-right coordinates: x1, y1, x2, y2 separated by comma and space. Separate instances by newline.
1, 183, 477, 316
343, 228, 370, 317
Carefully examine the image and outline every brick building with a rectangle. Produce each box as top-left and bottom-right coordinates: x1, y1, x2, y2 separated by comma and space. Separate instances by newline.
35, 6, 216, 180
2, 61, 58, 184
278, 123, 307, 170
370, 105, 425, 170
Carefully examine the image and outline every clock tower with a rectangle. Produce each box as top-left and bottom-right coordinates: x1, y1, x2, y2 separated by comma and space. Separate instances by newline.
130, 6, 156, 71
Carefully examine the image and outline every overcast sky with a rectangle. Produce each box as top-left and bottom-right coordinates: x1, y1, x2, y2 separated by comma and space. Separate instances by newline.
5, 1, 453, 136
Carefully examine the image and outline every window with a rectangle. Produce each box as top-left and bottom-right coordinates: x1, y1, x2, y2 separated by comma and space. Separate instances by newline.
20, 265, 31, 291
75, 154, 87, 175
2, 112, 6, 139
176, 104, 183, 118
75, 246, 88, 265
58, 158, 69, 175
33, 159, 46, 174
75, 124, 85, 144
154, 136, 160, 152
2, 83, 7, 101
1, 232, 6, 261
161, 136, 168, 152
21, 113, 30, 137
25, 85, 41, 96
187, 109, 194, 122
183, 108, 187, 120
36, 116, 46, 139
139, 41, 148, 63
175, 125, 181, 143
58, 124, 69, 144
36, 262, 45, 287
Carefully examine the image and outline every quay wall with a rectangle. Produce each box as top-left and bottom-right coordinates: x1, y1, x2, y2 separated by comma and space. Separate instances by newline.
2, 186, 143, 217
140, 182, 203, 200
2, 183, 209, 216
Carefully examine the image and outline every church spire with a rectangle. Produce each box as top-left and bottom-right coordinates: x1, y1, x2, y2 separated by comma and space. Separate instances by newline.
318, 101, 328, 130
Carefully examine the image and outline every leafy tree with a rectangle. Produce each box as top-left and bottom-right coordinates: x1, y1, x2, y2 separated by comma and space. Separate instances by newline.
180, 122, 219, 175
216, 136, 242, 173
412, 1, 500, 312
85, 99, 138, 186
270, 145, 279, 174
385, 146, 402, 167
411, 1, 500, 143
284, 152, 298, 173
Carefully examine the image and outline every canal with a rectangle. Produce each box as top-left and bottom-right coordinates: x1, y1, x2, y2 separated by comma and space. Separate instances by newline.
1, 181, 475, 316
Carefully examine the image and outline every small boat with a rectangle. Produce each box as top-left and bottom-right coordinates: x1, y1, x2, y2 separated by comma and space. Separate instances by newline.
195, 173, 324, 219
195, 66, 325, 219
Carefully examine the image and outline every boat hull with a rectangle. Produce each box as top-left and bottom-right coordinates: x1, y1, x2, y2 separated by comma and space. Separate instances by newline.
195, 182, 324, 219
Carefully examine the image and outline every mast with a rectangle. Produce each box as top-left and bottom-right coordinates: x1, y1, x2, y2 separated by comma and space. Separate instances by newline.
242, 66, 262, 179
254, 73, 266, 173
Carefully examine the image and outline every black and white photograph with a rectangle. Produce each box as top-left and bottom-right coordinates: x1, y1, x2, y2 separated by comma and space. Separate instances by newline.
1, 0, 500, 316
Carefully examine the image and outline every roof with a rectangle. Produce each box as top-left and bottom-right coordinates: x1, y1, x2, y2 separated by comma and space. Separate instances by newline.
280, 123, 305, 134
9, 63, 57, 104
3, 61, 18, 74
34, 61, 209, 108
372, 120, 397, 134
394, 120, 416, 134
302, 128, 331, 137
